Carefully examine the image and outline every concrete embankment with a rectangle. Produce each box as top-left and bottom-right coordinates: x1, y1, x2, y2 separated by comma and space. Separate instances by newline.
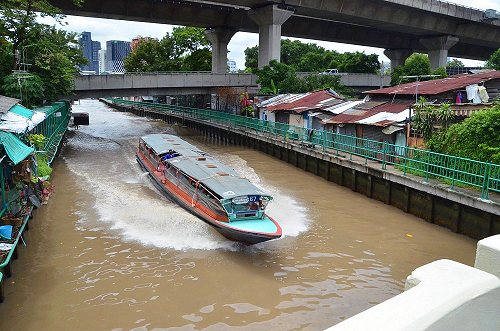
103, 100, 500, 240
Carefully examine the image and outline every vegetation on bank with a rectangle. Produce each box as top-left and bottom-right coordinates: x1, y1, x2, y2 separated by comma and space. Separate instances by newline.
27, 133, 52, 177
0, 0, 86, 108
426, 105, 500, 164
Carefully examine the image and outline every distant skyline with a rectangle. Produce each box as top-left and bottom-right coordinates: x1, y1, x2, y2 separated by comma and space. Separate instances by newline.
40, 0, 500, 70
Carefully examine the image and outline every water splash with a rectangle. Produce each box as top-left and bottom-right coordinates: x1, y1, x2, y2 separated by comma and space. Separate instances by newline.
64, 100, 309, 251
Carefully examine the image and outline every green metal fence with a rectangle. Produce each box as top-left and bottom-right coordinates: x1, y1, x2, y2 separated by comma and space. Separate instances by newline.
32, 100, 71, 165
109, 98, 500, 200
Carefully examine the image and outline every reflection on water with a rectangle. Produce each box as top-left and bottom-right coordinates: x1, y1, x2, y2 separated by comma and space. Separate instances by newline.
0, 100, 476, 331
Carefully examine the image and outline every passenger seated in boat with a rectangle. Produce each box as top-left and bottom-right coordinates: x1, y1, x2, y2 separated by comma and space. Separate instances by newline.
162, 150, 174, 160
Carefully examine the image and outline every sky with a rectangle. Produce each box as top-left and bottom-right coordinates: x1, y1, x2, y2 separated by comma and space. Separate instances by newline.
42, 0, 500, 70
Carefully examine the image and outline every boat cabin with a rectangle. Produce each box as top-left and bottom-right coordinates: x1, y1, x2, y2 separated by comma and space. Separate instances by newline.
137, 134, 273, 223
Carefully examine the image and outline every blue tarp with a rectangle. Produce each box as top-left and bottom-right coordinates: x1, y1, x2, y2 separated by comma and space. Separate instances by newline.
0, 131, 34, 165
9, 104, 34, 119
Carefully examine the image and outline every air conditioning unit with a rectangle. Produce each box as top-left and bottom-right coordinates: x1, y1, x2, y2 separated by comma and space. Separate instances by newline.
484, 9, 500, 20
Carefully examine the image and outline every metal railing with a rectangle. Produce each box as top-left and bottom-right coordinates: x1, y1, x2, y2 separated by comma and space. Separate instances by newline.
108, 98, 500, 200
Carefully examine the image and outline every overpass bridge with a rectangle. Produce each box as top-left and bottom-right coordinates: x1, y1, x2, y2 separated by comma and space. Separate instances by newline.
72, 72, 390, 99
51, 0, 500, 72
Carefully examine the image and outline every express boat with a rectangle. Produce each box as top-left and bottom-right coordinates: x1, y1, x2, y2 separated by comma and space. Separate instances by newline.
136, 134, 282, 244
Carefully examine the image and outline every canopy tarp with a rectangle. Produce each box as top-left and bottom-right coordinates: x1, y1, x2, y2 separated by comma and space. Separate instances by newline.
10, 104, 34, 119
0, 131, 34, 165
0, 108, 46, 134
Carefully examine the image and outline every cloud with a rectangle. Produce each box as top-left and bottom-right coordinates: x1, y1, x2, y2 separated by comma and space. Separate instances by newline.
40, 0, 496, 70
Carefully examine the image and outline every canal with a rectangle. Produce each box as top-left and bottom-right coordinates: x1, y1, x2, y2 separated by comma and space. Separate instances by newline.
0, 99, 476, 330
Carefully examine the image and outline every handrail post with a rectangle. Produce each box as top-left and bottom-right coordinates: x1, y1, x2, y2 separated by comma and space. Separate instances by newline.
481, 163, 491, 200
382, 141, 387, 170
450, 157, 457, 190
425, 152, 430, 182
322, 131, 326, 152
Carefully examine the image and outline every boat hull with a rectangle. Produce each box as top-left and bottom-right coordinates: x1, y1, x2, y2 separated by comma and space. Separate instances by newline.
136, 154, 281, 244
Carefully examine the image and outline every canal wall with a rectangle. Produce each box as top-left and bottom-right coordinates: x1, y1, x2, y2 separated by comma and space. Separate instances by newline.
103, 101, 500, 240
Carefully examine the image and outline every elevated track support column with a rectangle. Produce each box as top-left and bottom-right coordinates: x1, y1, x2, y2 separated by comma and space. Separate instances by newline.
248, 4, 293, 68
205, 27, 237, 74
420, 35, 459, 70
384, 48, 413, 72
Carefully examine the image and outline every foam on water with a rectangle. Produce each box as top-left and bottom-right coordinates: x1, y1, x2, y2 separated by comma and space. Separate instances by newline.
64, 100, 309, 250
214, 153, 310, 237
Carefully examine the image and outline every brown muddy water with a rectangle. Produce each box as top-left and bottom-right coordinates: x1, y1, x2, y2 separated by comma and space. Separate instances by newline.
0, 100, 475, 330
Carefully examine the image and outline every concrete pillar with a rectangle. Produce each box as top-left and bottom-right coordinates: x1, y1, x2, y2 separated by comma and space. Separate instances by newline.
248, 5, 294, 68
420, 35, 459, 70
384, 49, 413, 72
204, 27, 236, 74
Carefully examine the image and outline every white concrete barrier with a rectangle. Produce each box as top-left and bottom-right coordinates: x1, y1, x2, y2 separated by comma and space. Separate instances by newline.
475, 234, 500, 278
327, 259, 500, 331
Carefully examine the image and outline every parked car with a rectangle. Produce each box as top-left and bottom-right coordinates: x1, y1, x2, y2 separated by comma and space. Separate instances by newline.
320, 69, 339, 75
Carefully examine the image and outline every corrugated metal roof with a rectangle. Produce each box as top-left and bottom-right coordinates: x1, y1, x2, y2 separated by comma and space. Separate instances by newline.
325, 101, 412, 126
365, 71, 500, 96
354, 101, 388, 110
141, 134, 268, 199
260, 90, 344, 113
0, 95, 20, 114
323, 100, 365, 114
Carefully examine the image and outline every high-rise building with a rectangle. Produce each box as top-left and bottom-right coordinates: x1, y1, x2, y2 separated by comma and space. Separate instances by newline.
98, 49, 107, 74
106, 40, 131, 73
92, 41, 101, 72
79, 31, 100, 73
227, 59, 237, 72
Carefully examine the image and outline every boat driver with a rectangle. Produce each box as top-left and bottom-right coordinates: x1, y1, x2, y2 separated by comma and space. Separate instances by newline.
162, 150, 174, 160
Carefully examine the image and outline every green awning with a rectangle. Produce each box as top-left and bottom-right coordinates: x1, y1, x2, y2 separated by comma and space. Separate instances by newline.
0, 131, 34, 165
9, 104, 34, 119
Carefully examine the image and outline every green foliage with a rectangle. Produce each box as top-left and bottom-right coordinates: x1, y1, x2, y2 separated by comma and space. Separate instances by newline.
124, 27, 211, 72
244, 46, 258, 69
254, 60, 352, 95
391, 53, 431, 85
427, 105, 500, 163
244, 39, 380, 73
0, 39, 12, 86
2, 73, 44, 108
432, 66, 448, 79
0, 0, 86, 106
485, 48, 500, 70
412, 97, 453, 141
447, 58, 464, 68
27, 134, 46, 150
36, 155, 52, 178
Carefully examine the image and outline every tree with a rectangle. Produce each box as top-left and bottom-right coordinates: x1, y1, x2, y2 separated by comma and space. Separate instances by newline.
447, 58, 464, 68
254, 60, 352, 96
244, 46, 258, 69
485, 49, 500, 70
412, 97, 454, 141
124, 27, 211, 72
244, 39, 380, 73
391, 53, 447, 85
2, 73, 44, 108
0, 0, 86, 105
427, 105, 500, 163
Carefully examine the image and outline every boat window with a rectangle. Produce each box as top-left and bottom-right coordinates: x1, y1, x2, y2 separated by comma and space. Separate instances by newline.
230, 196, 269, 213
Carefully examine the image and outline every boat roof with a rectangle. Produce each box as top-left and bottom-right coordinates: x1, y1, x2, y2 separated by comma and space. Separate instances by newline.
140, 134, 269, 199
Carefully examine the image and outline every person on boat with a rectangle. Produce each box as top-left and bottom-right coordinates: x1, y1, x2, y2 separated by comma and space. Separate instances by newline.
162, 150, 174, 160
